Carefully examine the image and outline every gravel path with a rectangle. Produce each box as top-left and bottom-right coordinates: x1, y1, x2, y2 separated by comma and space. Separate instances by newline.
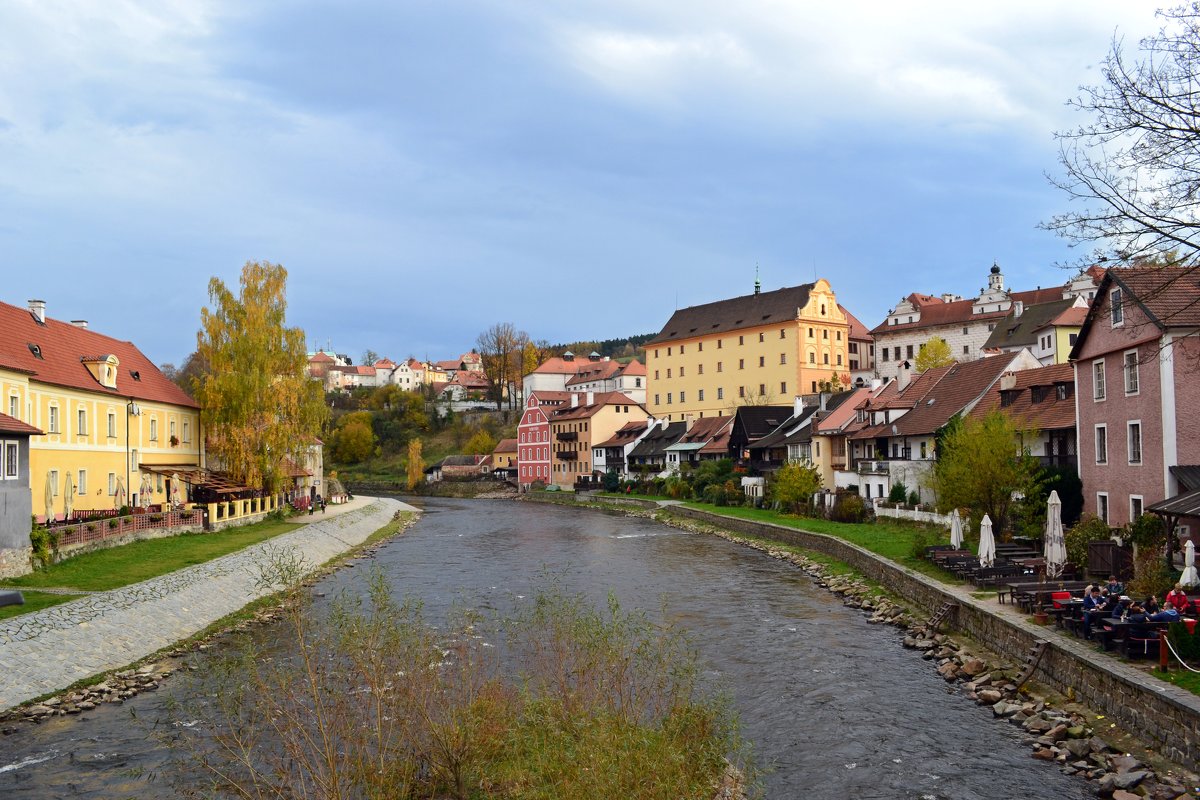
0, 496, 413, 710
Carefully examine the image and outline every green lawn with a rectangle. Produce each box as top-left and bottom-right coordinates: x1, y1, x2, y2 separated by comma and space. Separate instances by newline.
4, 518, 301, 592
676, 502, 964, 584
0, 590, 82, 621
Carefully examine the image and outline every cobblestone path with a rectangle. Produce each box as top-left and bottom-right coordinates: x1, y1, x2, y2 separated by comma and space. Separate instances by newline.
0, 497, 409, 710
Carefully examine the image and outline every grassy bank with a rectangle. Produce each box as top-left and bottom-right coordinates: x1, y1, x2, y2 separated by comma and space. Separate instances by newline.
2, 517, 301, 593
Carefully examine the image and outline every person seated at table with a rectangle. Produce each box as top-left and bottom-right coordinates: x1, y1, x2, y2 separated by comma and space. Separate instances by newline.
1106, 576, 1125, 596
1081, 586, 1106, 638
1148, 606, 1181, 623
1144, 595, 1161, 614
1166, 584, 1191, 613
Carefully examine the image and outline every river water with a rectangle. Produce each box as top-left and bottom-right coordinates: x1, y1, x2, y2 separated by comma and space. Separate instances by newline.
0, 498, 1089, 799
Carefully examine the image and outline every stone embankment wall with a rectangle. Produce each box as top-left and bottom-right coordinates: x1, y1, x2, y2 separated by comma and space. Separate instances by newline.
582, 498, 1200, 772
0, 546, 32, 580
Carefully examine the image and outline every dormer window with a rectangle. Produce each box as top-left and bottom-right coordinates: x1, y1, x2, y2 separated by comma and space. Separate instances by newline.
81, 354, 120, 389
27, 343, 43, 359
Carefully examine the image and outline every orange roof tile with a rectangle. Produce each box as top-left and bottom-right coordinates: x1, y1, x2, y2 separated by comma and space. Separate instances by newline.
0, 412, 42, 435
0, 300, 199, 408
970, 362, 1076, 431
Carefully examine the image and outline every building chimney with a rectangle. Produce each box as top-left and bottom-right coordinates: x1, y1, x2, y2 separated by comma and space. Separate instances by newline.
999, 372, 1017, 391
586, 391, 595, 405
793, 395, 805, 418
870, 377, 883, 390
28, 299, 46, 324
896, 361, 913, 391
685, 415, 695, 431
571, 394, 579, 408
70, 319, 88, 328
1013, 300, 1024, 317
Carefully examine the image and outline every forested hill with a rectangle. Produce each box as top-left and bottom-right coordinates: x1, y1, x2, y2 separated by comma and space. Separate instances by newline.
548, 333, 657, 361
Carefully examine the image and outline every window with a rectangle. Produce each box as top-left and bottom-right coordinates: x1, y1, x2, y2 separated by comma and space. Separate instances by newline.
1111, 288, 1124, 326
823, 329, 828, 340
780, 353, 786, 364
698, 364, 704, 375
150, 418, 158, 442
635, 378, 641, 388
717, 339, 723, 349
738, 335, 744, 345
655, 370, 659, 380
666, 369, 671, 378
920, 441, 928, 459
679, 367, 685, 377
698, 341, 703, 351
170, 420, 176, 440
654, 394, 660, 405
698, 389, 705, 401
680, 345, 685, 354
906, 345, 914, 359
717, 388, 724, 400
1128, 421, 1142, 464
962, 327, 969, 336
108, 412, 116, 438
1069, 333, 1078, 346
1130, 495, 1144, 520
739, 359, 745, 370
758, 332, 765, 342
1092, 360, 1106, 401
131, 449, 139, 471
893, 347, 900, 361
758, 356, 765, 367
809, 352, 816, 364
1097, 493, 1109, 524
1123, 351, 1139, 394
48, 405, 59, 433
837, 355, 843, 366
77, 408, 87, 436
77, 470, 87, 494
738, 386, 745, 398
666, 393, 672, 404
108, 473, 116, 496
1056, 384, 1071, 401
654, 349, 659, 358
2, 441, 17, 479
758, 383, 766, 395
836, 331, 842, 341
717, 361, 723, 372
780, 329, 786, 339
679, 391, 685, 403
963, 345, 970, 355
881, 348, 889, 362
667, 347, 672, 356
823, 353, 829, 365
49, 469, 58, 497
1095, 424, 1108, 464
780, 381, 787, 394
808, 327, 814, 338
8, 396, 18, 419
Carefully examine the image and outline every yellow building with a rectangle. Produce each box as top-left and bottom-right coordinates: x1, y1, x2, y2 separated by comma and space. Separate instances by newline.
646, 279, 852, 421
548, 392, 648, 489
0, 299, 202, 520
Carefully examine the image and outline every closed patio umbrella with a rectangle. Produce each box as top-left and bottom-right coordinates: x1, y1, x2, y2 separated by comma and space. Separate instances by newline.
1181, 540, 1199, 589
44, 471, 54, 523
949, 509, 964, 549
63, 472, 75, 521
1044, 490, 1068, 579
114, 477, 126, 510
978, 514, 996, 569
140, 473, 154, 505
170, 473, 184, 507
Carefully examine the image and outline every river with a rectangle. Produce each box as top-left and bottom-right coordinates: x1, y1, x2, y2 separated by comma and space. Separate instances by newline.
0, 497, 1089, 798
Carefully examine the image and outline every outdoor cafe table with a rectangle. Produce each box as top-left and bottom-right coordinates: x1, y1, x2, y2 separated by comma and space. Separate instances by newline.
998, 580, 1090, 606
1095, 619, 1176, 654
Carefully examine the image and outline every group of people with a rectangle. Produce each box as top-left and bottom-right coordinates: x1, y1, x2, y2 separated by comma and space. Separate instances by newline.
1080, 576, 1195, 639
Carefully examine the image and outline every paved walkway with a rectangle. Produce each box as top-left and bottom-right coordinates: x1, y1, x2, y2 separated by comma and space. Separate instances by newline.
0, 495, 415, 710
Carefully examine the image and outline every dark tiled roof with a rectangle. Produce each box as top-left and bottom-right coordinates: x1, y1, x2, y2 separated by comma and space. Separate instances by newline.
1171, 465, 1200, 493
648, 284, 814, 345
1072, 266, 1200, 360
0, 301, 198, 408
982, 298, 1078, 350
969, 363, 1076, 431
750, 406, 819, 451
628, 421, 688, 458
594, 420, 650, 449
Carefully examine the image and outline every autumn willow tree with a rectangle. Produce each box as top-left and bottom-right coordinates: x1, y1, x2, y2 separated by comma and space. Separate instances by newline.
195, 262, 328, 492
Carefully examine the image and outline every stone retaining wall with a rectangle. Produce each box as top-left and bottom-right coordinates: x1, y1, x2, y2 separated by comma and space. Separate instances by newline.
608, 500, 1200, 772
0, 546, 32, 579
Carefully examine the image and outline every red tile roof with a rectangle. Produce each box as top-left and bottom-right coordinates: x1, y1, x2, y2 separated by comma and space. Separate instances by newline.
0, 300, 199, 408
594, 420, 651, 448
549, 392, 639, 421
0, 412, 42, 435
870, 287, 1064, 335
840, 306, 871, 341
531, 356, 583, 375
308, 352, 335, 363
618, 359, 646, 376
566, 360, 621, 386
494, 438, 519, 453
893, 354, 1025, 436
970, 363, 1076, 431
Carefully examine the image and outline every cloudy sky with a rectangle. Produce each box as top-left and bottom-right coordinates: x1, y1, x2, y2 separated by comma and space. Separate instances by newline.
0, 1, 1165, 366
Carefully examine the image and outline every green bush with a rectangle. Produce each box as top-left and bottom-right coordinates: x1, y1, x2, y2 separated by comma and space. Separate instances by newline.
28, 520, 60, 570
664, 476, 691, 500
909, 528, 936, 561
907, 490, 920, 507
1064, 514, 1112, 573
703, 480, 743, 507
830, 493, 868, 523
602, 470, 620, 492
888, 482, 908, 504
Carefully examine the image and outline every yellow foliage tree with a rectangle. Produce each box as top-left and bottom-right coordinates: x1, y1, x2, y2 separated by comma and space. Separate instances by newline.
195, 261, 328, 492
914, 336, 954, 372
406, 439, 424, 490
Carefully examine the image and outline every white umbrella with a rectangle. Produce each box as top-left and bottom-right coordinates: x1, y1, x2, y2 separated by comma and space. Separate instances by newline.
978, 514, 996, 569
1181, 540, 1200, 589
114, 477, 126, 510
1044, 490, 1068, 579
44, 471, 54, 523
949, 509, 964, 549
140, 473, 154, 505
63, 472, 75, 521
170, 473, 184, 507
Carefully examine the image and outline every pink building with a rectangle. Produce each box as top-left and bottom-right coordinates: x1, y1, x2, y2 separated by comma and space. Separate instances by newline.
517, 391, 572, 489
1072, 267, 1200, 532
